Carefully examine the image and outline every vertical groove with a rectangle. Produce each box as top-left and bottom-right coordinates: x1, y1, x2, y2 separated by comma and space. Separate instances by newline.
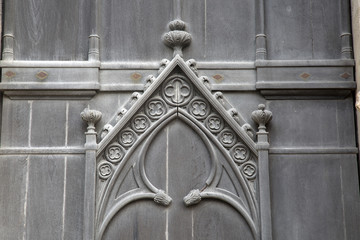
204, 0, 207, 58
165, 127, 169, 240
309, 0, 314, 59
22, 156, 30, 240
61, 157, 68, 240
65, 102, 69, 147
28, 101, 33, 147
340, 166, 348, 240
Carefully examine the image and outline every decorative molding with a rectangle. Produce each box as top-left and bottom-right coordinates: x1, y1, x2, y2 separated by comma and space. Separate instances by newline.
91, 54, 263, 240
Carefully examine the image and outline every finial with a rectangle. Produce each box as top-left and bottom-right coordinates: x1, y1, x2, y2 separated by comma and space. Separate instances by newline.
162, 19, 192, 57
81, 108, 102, 133
251, 104, 272, 132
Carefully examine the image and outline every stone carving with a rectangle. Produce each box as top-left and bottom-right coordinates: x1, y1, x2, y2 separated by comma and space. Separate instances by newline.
144, 75, 156, 90
230, 144, 250, 164
93, 55, 266, 240
188, 98, 210, 119
163, 76, 192, 106
80, 107, 102, 132
158, 59, 170, 74
251, 104, 272, 131
98, 161, 113, 180
146, 99, 167, 119
183, 189, 202, 206
205, 114, 224, 133
242, 123, 254, 139
186, 59, 198, 76
118, 129, 136, 147
162, 19, 192, 57
100, 124, 113, 140
153, 190, 172, 206
132, 115, 150, 133
105, 143, 124, 164
241, 162, 257, 180
219, 129, 237, 148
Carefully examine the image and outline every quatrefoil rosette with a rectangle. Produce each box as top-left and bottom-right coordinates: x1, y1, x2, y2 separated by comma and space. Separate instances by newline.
162, 75, 193, 106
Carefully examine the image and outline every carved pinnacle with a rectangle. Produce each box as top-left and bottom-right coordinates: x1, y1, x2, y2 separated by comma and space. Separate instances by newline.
81, 108, 102, 133
251, 104, 272, 132
162, 19, 192, 57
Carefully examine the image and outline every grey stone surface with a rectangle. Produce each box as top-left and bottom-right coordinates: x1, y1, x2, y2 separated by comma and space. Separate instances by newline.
0, 0, 359, 239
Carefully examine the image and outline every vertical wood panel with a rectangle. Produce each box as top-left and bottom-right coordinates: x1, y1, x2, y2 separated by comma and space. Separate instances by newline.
182, 0, 255, 61
100, 0, 173, 61
14, 0, 90, 60
26, 155, 65, 240
0, 156, 28, 240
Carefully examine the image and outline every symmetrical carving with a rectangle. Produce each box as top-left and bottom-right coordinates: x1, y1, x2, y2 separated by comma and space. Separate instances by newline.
90, 54, 269, 240
251, 104, 272, 131
163, 75, 192, 105
162, 19, 192, 57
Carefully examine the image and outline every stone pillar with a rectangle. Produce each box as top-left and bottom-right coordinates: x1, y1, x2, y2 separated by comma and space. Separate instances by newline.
81, 108, 102, 240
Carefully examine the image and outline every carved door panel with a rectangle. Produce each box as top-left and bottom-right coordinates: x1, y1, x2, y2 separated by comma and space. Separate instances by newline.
100, 119, 254, 239
80, 20, 273, 240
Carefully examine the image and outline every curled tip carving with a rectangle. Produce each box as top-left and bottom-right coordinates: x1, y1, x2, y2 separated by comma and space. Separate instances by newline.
154, 190, 172, 206
183, 189, 202, 206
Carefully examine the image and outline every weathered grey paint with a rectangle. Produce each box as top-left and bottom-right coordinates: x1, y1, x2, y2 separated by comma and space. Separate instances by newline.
0, 0, 359, 240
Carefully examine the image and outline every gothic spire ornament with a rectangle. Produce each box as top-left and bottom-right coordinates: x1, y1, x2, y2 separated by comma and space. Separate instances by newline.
162, 19, 192, 57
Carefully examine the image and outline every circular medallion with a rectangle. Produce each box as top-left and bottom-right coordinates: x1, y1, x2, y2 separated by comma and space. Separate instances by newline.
162, 75, 192, 106
188, 98, 210, 120
118, 129, 137, 147
241, 162, 257, 180
205, 114, 224, 133
132, 114, 150, 133
105, 143, 125, 164
218, 129, 237, 148
230, 144, 250, 164
98, 161, 113, 180
146, 98, 167, 119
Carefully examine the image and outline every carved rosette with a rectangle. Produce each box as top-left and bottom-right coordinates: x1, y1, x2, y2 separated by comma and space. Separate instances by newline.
230, 144, 250, 164
146, 98, 167, 119
118, 129, 137, 148
251, 104, 272, 132
81, 108, 102, 132
105, 143, 124, 164
163, 75, 193, 106
98, 161, 113, 180
241, 162, 257, 180
132, 114, 150, 133
162, 20, 192, 57
188, 98, 210, 120
218, 129, 237, 148
205, 114, 224, 133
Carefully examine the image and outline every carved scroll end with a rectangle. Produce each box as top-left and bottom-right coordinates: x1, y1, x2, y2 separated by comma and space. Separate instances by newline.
162, 19, 192, 57
183, 189, 202, 206
251, 104, 272, 132
81, 108, 102, 133
154, 190, 172, 206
